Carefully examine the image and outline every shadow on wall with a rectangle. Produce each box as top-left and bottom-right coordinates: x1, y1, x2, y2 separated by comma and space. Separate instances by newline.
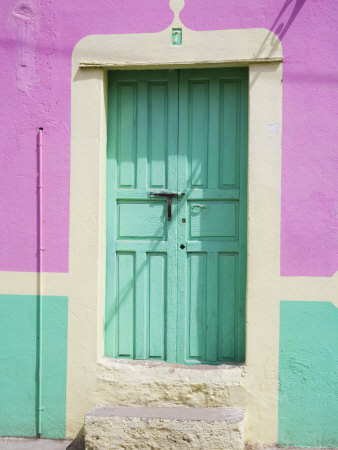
256, 0, 307, 58
270, 0, 307, 40
251, 0, 307, 88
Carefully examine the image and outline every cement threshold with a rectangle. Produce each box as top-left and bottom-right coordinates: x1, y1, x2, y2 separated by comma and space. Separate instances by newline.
0, 438, 336, 449
0, 438, 83, 449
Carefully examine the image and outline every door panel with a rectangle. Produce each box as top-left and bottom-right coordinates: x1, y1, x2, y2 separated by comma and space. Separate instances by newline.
106, 70, 178, 362
218, 253, 237, 360
118, 201, 167, 239
189, 201, 237, 238
116, 252, 135, 357
189, 81, 209, 187
177, 68, 247, 364
148, 253, 167, 359
106, 68, 247, 364
186, 252, 207, 361
117, 84, 137, 187
148, 83, 169, 188
220, 80, 240, 186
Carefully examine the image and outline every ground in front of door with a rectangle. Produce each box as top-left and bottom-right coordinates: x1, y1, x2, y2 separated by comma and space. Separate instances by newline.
0, 438, 336, 450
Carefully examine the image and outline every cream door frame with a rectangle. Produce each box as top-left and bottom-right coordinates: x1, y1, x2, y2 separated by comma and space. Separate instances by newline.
69, 20, 283, 444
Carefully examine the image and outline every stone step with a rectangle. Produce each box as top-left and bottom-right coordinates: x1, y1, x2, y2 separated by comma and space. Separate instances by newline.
95, 358, 245, 408
85, 405, 245, 449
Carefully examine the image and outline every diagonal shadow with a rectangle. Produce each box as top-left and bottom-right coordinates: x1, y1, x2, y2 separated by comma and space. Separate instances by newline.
251, 0, 307, 88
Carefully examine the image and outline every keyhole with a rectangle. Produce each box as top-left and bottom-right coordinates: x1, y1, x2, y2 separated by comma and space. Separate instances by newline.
180, 244, 185, 250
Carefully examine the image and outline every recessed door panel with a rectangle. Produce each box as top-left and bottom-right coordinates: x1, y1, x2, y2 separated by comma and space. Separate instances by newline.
189, 81, 209, 188
117, 83, 137, 188
148, 83, 169, 188
218, 253, 237, 360
220, 81, 240, 187
186, 253, 207, 361
148, 253, 167, 359
118, 202, 166, 239
116, 252, 135, 357
189, 201, 237, 239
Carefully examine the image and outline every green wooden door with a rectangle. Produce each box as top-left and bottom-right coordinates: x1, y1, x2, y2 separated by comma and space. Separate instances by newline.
106, 68, 247, 364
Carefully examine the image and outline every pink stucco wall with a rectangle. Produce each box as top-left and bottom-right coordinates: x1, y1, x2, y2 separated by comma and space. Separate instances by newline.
181, 0, 338, 277
0, 0, 337, 276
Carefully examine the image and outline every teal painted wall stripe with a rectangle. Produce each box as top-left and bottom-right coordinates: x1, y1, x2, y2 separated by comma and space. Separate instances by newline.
0, 295, 38, 437
279, 301, 338, 447
41, 296, 68, 439
0, 295, 68, 439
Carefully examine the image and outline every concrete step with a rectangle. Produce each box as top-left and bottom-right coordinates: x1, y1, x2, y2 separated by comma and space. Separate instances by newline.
85, 405, 245, 449
95, 358, 245, 408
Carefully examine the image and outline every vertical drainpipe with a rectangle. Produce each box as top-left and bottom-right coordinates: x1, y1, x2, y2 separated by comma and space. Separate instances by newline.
37, 127, 44, 437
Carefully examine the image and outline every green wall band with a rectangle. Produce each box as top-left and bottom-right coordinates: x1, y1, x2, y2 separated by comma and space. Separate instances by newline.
279, 301, 338, 447
0, 295, 68, 438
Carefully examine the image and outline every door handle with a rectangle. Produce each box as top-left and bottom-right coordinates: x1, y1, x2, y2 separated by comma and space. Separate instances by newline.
148, 191, 184, 221
191, 204, 206, 209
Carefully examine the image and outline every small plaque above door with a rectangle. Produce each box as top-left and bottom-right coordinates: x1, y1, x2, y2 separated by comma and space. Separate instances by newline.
172, 28, 182, 46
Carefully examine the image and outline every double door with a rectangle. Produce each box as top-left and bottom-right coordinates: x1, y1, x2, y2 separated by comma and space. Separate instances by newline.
105, 68, 247, 364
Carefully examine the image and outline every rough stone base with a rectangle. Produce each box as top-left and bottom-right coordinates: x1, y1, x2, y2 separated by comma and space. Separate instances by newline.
85, 406, 244, 449
95, 358, 245, 408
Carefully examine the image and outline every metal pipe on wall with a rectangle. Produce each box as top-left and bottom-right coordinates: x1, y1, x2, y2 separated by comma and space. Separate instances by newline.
37, 127, 44, 437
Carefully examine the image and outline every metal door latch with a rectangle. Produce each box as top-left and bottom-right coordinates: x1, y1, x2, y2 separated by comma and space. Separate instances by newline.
148, 191, 184, 221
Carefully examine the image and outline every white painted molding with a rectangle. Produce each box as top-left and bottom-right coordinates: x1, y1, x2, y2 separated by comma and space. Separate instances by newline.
73, 28, 283, 72
79, 57, 283, 68
68, 25, 284, 445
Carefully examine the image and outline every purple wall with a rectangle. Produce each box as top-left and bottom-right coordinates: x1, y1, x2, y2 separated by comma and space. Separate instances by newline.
181, 0, 338, 277
0, 0, 337, 276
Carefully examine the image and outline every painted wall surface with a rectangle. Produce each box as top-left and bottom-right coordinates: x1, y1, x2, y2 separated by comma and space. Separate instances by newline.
181, 0, 338, 277
0, 0, 337, 275
0, 0, 173, 272
279, 301, 338, 447
0, 295, 68, 438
